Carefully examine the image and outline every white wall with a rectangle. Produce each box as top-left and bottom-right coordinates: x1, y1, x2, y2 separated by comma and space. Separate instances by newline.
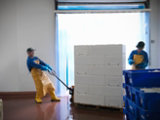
150, 0, 160, 68
157, 1, 160, 67
0, 0, 56, 92
0, 0, 160, 92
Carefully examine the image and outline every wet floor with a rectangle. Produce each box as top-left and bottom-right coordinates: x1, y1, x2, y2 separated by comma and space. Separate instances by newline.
3, 96, 123, 120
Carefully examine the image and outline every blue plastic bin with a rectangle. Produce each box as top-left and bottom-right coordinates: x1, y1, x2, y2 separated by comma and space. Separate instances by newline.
123, 69, 160, 87
124, 97, 160, 120
123, 84, 140, 103
123, 83, 160, 111
132, 86, 160, 111
124, 96, 138, 116
123, 83, 132, 99
123, 108, 137, 120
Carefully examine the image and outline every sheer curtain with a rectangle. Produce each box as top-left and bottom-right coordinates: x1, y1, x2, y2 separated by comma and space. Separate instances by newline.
56, 12, 149, 96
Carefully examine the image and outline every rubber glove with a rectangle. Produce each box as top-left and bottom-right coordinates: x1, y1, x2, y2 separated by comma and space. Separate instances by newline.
129, 59, 135, 65
46, 64, 53, 71
47, 67, 52, 73
41, 66, 49, 71
41, 66, 52, 72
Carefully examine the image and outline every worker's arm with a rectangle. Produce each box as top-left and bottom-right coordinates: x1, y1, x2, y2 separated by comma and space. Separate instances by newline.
38, 58, 53, 71
143, 52, 149, 68
29, 60, 49, 71
128, 51, 135, 65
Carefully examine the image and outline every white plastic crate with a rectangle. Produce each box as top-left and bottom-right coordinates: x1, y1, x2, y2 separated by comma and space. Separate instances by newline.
74, 46, 89, 56
105, 75, 123, 87
75, 75, 105, 86
74, 45, 125, 108
88, 85, 106, 96
74, 94, 105, 106
105, 95, 123, 108
103, 86, 123, 96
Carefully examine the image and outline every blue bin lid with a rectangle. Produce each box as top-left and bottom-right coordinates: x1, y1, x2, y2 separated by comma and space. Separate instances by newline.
123, 69, 160, 75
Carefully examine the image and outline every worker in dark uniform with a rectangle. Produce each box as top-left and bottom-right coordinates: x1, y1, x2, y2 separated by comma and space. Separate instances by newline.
128, 41, 149, 70
26, 48, 60, 103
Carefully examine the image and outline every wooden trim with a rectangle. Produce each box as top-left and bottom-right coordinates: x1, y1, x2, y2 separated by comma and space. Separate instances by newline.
0, 92, 36, 100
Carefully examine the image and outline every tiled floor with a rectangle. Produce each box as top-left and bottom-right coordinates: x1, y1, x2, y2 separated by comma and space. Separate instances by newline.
3, 96, 123, 120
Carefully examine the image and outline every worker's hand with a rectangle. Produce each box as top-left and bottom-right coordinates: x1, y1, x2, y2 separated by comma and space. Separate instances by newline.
129, 60, 135, 65
46, 64, 53, 71
42, 66, 50, 71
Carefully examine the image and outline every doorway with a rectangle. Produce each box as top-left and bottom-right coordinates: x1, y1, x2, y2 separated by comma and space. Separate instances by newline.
56, 12, 149, 95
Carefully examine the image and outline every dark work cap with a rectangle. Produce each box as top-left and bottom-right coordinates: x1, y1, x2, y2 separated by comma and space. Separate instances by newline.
26, 48, 35, 52
136, 41, 145, 49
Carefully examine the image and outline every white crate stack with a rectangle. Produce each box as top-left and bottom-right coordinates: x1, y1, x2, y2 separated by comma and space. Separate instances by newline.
74, 45, 125, 108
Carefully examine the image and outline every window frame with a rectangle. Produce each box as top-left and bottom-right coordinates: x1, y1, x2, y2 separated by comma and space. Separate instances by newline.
56, 0, 150, 10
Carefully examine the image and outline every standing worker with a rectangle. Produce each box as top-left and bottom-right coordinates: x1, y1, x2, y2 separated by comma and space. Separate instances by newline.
26, 48, 60, 103
128, 41, 149, 70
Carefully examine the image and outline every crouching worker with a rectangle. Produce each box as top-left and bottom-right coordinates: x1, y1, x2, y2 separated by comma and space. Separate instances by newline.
128, 41, 149, 70
26, 48, 60, 103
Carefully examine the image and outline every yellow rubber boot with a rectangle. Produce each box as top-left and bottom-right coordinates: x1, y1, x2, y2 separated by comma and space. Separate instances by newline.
35, 97, 42, 104
50, 91, 60, 102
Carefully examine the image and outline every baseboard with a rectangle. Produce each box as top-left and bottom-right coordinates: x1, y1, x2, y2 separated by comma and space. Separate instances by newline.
0, 91, 36, 99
